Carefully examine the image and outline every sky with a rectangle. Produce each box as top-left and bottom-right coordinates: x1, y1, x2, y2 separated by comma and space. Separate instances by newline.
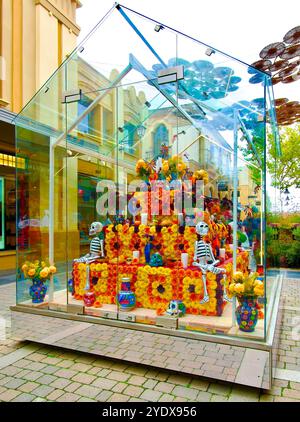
76, 0, 300, 211
76, 0, 300, 101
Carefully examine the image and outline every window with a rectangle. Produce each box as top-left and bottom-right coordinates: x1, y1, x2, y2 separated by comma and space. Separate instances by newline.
102, 108, 113, 141
153, 124, 169, 158
122, 122, 136, 154
77, 96, 97, 135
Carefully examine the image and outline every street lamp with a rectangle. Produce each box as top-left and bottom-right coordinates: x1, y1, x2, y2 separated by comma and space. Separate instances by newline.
136, 125, 146, 139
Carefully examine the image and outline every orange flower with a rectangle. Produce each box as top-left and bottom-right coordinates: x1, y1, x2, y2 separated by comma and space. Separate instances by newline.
28, 269, 36, 277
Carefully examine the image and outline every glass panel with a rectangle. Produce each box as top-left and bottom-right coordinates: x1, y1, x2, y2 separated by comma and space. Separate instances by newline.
14, 4, 280, 342
15, 65, 67, 309
64, 85, 118, 316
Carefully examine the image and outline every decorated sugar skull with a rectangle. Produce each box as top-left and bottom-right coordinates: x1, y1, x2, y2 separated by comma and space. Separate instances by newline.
89, 222, 103, 236
166, 300, 186, 317
196, 221, 209, 236
83, 291, 96, 307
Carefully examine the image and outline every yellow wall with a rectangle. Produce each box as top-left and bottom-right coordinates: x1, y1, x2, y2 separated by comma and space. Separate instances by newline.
0, 0, 80, 271
0, 0, 80, 113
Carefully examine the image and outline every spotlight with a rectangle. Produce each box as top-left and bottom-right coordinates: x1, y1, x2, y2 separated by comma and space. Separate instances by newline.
118, 127, 124, 133
205, 48, 215, 56
79, 46, 84, 53
145, 101, 151, 108
45, 87, 49, 93
154, 24, 164, 32
67, 150, 73, 157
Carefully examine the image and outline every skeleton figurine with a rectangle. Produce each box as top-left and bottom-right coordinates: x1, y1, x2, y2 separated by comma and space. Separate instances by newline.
193, 221, 226, 304
74, 222, 105, 291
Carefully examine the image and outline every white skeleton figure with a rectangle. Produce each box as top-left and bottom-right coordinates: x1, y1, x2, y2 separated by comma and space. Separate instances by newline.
74, 222, 104, 291
193, 221, 226, 304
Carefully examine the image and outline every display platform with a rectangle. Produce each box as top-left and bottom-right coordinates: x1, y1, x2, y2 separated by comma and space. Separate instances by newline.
11, 274, 282, 389
17, 288, 265, 339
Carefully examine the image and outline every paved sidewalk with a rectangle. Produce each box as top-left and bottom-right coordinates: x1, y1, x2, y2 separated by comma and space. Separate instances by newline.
0, 279, 300, 402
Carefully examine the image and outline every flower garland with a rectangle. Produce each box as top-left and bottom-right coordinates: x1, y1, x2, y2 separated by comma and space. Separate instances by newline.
134, 266, 173, 314
161, 225, 178, 261
183, 227, 197, 266
179, 272, 217, 315
73, 262, 87, 299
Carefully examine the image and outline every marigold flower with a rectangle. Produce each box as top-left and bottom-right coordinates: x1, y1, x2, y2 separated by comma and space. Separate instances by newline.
49, 266, 56, 274
27, 268, 36, 277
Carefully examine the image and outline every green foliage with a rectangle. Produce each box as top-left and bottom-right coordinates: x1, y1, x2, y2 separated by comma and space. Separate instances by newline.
267, 212, 300, 268
267, 124, 300, 190
268, 212, 300, 225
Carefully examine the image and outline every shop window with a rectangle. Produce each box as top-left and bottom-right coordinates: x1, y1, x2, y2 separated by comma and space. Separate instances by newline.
0, 153, 25, 169
0, 176, 16, 251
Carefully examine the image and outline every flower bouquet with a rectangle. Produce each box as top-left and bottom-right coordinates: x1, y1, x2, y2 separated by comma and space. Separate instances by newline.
228, 271, 264, 332
21, 261, 57, 304
135, 159, 153, 181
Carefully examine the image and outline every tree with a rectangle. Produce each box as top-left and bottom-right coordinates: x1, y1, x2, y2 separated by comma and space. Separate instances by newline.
267, 124, 300, 191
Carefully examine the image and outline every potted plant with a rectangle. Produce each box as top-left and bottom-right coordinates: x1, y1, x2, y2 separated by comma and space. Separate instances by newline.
228, 271, 264, 332
21, 260, 57, 304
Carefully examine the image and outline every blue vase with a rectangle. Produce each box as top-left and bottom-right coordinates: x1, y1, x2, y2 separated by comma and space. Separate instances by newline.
29, 278, 47, 304
117, 278, 136, 312
236, 296, 258, 332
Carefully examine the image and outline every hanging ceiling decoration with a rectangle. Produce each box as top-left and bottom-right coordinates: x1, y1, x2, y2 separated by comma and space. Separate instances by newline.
250, 25, 300, 125
249, 25, 300, 85
275, 100, 300, 126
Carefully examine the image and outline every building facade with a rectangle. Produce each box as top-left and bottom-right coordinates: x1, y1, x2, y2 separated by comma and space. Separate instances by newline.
0, 0, 81, 270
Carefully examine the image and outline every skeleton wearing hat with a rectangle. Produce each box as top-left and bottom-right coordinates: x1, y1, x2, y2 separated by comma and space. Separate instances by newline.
193, 221, 225, 304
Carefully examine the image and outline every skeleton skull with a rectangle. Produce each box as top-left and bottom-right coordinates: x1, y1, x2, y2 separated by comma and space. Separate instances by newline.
89, 222, 103, 236
196, 221, 209, 236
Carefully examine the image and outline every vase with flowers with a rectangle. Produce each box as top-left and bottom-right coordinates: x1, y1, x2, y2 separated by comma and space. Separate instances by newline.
21, 261, 57, 304
228, 271, 264, 332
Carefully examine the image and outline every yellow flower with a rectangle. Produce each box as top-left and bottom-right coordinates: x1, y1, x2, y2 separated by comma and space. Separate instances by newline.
40, 267, 50, 278
49, 266, 56, 274
254, 286, 264, 296
228, 284, 235, 294
21, 264, 28, 272
234, 283, 245, 294
233, 271, 244, 283
28, 269, 36, 277
150, 226, 156, 235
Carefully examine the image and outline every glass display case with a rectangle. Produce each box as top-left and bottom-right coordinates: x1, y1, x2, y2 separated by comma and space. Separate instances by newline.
12, 4, 283, 388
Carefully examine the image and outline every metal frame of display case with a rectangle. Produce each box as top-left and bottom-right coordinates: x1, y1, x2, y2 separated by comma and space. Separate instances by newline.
11, 3, 282, 389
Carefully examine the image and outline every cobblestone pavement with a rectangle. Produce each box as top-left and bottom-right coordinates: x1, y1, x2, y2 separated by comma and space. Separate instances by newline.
0, 278, 300, 402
